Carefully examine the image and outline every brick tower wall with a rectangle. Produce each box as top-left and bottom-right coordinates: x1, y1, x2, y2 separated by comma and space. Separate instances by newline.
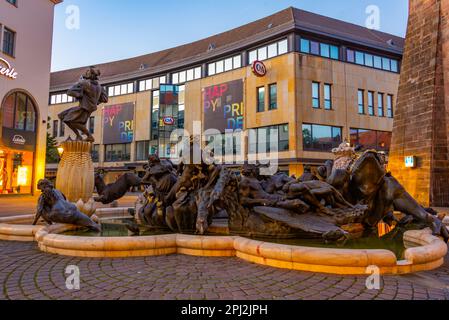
389, 0, 449, 207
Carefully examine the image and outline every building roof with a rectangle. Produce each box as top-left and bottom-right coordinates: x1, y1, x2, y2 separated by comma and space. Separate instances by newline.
50, 7, 404, 90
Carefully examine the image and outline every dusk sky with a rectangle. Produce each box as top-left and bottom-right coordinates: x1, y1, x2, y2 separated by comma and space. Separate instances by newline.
51, 0, 409, 71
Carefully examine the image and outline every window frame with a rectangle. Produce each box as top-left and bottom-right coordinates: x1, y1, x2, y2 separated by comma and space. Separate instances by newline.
324, 83, 332, 110
2, 26, 16, 57
268, 83, 278, 111
257, 86, 265, 113
367, 91, 375, 116
358, 89, 365, 115
312, 82, 320, 109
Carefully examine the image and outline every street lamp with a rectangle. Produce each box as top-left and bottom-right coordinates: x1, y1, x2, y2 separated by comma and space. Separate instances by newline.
57, 147, 64, 158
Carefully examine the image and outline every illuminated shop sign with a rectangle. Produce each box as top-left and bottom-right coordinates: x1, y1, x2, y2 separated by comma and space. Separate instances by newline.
251, 60, 267, 77
405, 156, 416, 168
0, 57, 18, 80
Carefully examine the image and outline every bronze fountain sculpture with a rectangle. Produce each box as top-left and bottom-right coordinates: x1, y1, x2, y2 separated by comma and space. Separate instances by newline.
58, 66, 108, 143
42, 69, 448, 244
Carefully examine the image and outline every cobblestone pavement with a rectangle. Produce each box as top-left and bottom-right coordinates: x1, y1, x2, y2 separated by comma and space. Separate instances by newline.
1, 241, 449, 300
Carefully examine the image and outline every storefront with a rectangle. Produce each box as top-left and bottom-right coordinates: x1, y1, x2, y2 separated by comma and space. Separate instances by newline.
0, 91, 37, 194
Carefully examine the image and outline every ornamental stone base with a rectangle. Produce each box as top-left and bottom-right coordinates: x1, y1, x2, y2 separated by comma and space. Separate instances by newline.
56, 141, 94, 203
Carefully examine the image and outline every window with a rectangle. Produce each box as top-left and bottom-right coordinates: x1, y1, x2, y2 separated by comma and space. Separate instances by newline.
52, 120, 58, 138
268, 84, 277, 110
346, 49, 355, 63
300, 38, 339, 60
368, 91, 375, 116
300, 39, 310, 53
172, 67, 201, 84
248, 39, 288, 63
378, 93, 384, 117
387, 95, 394, 118
355, 51, 364, 65
358, 90, 365, 114
2, 92, 37, 132
248, 124, 289, 154
324, 84, 332, 110
302, 124, 342, 152
365, 54, 374, 67
59, 122, 65, 137
151, 90, 160, 140
136, 141, 150, 161
88, 117, 95, 134
312, 82, 320, 108
107, 82, 134, 97
104, 144, 131, 162
257, 87, 265, 112
3, 27, 15, 57
138, 76, 165, 92
91, 145, 100, 163
350, 128, 392, 152
207, 55, 241, 76
320, 43, 330, 58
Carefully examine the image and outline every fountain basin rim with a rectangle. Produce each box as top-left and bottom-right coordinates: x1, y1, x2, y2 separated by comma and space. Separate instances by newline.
35, 224, 447, 275
0, 211, 446, 275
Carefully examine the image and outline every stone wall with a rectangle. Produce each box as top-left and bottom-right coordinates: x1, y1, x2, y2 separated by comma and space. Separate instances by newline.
389, 0, 449, 207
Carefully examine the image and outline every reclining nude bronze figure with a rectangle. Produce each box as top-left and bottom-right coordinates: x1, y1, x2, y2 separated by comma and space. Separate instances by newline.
33, 179, 101, 232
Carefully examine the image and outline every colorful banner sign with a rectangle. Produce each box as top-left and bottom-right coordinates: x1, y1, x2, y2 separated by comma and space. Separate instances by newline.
102, 103, 135, 144
203, 80, 244, 132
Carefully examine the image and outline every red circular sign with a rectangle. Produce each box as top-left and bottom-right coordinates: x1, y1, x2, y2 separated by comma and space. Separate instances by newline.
252, 60, 267, 77
163, 116, 175, 125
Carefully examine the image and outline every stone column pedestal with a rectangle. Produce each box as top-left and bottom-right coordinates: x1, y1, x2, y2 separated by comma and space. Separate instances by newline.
56, 141, 95, 203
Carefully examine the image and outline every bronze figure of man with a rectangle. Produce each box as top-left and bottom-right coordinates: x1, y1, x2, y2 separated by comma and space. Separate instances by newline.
58, 66, 108, 142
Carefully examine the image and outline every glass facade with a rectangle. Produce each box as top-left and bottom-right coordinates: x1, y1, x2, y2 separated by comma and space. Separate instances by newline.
302, 124, 342, 152
350, 128, 392, 152
104, 144, 131, 162
1, 92, 37, 194
248, 124, 289, 154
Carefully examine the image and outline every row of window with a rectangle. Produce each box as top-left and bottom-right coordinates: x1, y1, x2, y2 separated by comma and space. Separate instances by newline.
302, 124, 392, 153
138, 76, 167, 92
248, 39, 289, 64
172, 67, 202, 85
300, 38, 339, 60
347, 49, 399, 73
52, 117, 94, 138
88, 124, 391, 163
358, 89, 394, 118
208, 55, 242, 76
108, 82, 134, 97
50, 93, 75, 105
257, 83, 278, 112
0, 23, 16, 57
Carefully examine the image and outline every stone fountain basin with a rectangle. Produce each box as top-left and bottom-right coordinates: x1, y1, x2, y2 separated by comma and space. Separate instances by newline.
1, 208, 447, 275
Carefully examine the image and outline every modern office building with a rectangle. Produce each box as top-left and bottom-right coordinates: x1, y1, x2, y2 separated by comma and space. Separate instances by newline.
0, 0, 62, 195
47, 7, 404, 182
